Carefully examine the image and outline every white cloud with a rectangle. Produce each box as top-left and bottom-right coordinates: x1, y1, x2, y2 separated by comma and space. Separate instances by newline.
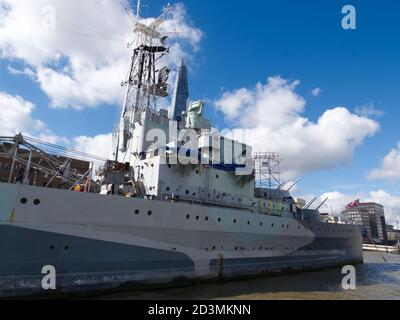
215, 76, 380, 177
368, 143, 400, 181
318, 191, 363, 216
0, 90, 114, 160
0, 91, 58, 142
366, 190, 400, 226
355, 103, 384, 117
7, 65, 35, 78
0, 0, 202, 109
311, 88, 321, 97
73, 134, 113, 161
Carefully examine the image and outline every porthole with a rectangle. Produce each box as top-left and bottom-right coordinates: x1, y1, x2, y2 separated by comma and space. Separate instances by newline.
216, 174, 219, 179
195, 170, 199, 174
185, 190, 189, 195
166, 187, 170, 191
212, 246, 216, 251
218, 218, 221, 222
186, 214, 190, 219
205, 217, 209, 221
50, 245, 54, 250
196, 216, 200, 220
33, 199, 40, 206
135, 209, 140, 215
260, 222, 263, 226
271, 223, 274, 227
20, 197, 27, 204
247, 221, 250, 225
233, 219, 237, 224
235, 246, 238, 251
65, 245, 69, 251
147, 210, 153, 216
282, 225, 285, 228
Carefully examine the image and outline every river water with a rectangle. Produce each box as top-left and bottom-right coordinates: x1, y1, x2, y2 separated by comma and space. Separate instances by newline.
100, 252, 400, 300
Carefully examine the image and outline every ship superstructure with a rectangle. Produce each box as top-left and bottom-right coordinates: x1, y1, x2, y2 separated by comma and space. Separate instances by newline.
0, 3, 363, 297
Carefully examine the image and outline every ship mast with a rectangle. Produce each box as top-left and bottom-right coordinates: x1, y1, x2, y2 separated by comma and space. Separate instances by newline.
114, 1, 172, 162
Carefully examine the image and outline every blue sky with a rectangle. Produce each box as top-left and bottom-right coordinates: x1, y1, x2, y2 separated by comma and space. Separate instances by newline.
0, 0, 399, 223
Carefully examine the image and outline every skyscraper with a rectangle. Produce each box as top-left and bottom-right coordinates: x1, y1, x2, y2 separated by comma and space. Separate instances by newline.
169, 58, 189, 122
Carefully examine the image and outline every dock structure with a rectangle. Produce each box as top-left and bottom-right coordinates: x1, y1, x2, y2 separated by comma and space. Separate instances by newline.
363, 244, 399, 254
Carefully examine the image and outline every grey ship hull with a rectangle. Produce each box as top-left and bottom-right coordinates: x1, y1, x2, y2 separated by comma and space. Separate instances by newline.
0, 183, 363, 297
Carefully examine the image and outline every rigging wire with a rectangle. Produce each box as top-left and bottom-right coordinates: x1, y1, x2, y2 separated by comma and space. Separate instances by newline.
55, 26, 126, 43
56, 18, 127, 40
24, 136, 109, 162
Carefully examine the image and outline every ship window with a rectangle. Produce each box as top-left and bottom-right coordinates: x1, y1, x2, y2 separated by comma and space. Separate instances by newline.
135, 209, 140, 215
205, 217, 209, 221
50, 245, 54, 250
216, 174, 219, 179
271, 224, 274, 227
20, 197, 27, 204
64, 246, 69, 251
260, 222, 263, 226
212, 246, 216, 251
147, 210, 153, 216
185, 190, 189, 195
195, 170, 199, 174
196, 216, 200, 220
33, 199, 40, 206
186, 214, 190, 219
247, 221, 250, 225
218, 218, 221, 222
282, 225, 285, 228
235, 246, 238, 251
166, 187, 170, 191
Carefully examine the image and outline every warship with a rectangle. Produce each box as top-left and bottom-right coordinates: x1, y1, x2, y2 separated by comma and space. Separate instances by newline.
0, 3, 363, 297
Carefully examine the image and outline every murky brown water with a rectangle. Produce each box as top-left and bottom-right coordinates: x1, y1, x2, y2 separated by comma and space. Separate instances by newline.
100, 252, 400, 300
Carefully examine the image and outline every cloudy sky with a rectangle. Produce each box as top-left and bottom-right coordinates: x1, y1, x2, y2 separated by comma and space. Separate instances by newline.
0, 0, 400, 225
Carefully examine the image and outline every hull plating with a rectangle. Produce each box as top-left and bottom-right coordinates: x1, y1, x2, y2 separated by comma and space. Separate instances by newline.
0, 183, 363, 297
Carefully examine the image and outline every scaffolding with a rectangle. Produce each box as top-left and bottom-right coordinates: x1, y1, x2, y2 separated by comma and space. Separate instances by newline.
0, 134, 106, 191
253, 152, 281, 190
